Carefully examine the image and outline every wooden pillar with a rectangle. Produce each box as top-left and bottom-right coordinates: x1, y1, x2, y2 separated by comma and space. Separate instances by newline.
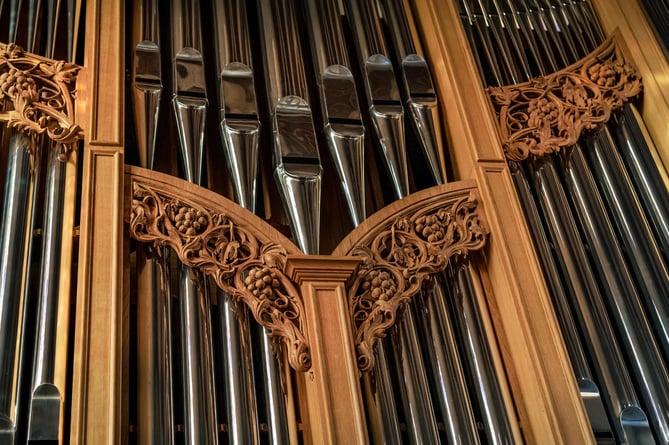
70, 0, 126, 443
284, 256, 368, 445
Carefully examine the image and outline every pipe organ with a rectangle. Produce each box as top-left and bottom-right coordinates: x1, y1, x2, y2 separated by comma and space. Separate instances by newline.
0, 0, 667, 444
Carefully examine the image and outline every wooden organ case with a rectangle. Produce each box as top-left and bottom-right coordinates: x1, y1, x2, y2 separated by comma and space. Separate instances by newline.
0, 0, 667, 444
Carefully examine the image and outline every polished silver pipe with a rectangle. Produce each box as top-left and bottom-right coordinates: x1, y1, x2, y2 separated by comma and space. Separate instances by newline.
171, 1, 218, 442
614, 104, 669, 271
504, 0, 549, 77
26, 145, 68, 442
417, 283, 481, 444
8, 0, 22, 43
509, 161, 611, 435
563, 144, 669, 444
381, 0, 447, 184
178, 266, 218, 444
132, 2, 174, 443
303, 0, 366, 226
585, 126, 669, 367
0, 131, 38, 442
211, 2, 270, 443
448, 262, 516, 445
258, 0, 322, 255
258, 325, 290, 445
458, 0, 505, 87
531, 157, 652, 444
344, 0, 408, 199
364, 342, 403, 445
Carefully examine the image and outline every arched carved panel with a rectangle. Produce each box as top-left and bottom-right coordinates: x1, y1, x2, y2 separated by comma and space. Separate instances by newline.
125, 166, 312, 371
488, 32, 642, 161
0, 43, 82, 156
332, 181, 488, 371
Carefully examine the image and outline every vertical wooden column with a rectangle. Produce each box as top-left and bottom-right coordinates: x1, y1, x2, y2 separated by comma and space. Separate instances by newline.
284, 256, 367, 445
412, 1, 594, 444
70, 0, 126, 443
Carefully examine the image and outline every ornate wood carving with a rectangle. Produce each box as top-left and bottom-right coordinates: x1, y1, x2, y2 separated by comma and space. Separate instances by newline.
488, 33, 642, 161
128, 173, 311, 371
0, 43, 82, 160
333, 183, 488, 371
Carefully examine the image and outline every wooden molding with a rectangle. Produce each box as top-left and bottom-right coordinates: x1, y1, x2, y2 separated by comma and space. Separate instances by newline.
488, 33, 642, 161
333, 181, 488, 372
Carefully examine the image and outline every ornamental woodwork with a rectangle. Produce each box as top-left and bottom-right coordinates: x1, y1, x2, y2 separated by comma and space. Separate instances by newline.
488, 32, 642, 161
333, 182, 488, 372
0, 43, 81, 160
126, 167, 311, 371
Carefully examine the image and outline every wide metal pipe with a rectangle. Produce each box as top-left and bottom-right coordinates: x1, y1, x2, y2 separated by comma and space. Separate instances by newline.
171, 1, 218, 442
344, 0, 408, 199
509, 161, 611, 434
257, 0, 322, 255
303, 0, 366, 226
585, 126, 669, 367
417, 283, 480, 444
0, 131, 37, 441
448, 262, 516, 445
380, 0, 447, 184
531, 157, 652, 444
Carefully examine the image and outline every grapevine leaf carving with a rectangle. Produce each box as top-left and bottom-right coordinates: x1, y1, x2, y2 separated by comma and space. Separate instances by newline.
129, 180, 311, 371
487, 34, 641, 161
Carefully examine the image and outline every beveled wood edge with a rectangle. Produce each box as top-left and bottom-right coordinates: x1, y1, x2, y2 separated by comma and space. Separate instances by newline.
332, 179, 479, 256
124, 165, 302, 255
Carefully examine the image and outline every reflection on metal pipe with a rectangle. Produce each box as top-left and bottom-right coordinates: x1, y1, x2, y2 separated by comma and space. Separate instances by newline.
364, 342, 402, 445
563, 144, 669, 444
258, 0, 322, 255
0, 131, 37, 442
417, 283, 480, 444
381, 0, 447, 185
304, 0, 366, 226
258, 325, 290, 445
448, 262, 516, 445
345, 0, 408, 199
509, 161, 611, 435
531, 157, 652, 444
585, 126, 669, 370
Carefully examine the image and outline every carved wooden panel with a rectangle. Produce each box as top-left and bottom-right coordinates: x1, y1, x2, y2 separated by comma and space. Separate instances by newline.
125, 167, 312, 371
332, 181, 488, 371
488, 32, 642, 161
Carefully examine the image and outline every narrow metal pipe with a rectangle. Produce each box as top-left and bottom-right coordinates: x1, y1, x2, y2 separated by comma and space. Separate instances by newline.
344, 0, 408, 199
0, 131, 38, 441
509, 161, 611, 434
531, 157, 652, 444
563, 144, 669, 444
417, 283, 480, 444
258, 325, 290, 445
364, 341, 403, 445
257, 0, 322, 255
448, 263, 516, 445
303, 0, 366, 226
586, 125, 669, 380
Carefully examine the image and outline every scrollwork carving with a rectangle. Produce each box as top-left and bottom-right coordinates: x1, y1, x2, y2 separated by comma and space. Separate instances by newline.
488, 34, 641, 161
348, 192, 487, 371
129, 181, 311, 371
0, 43, 82, 154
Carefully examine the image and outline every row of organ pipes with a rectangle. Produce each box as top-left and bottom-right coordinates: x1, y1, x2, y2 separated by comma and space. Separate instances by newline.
0, 0, 667, 443
458, 0, 669, 443
130, 0, 517, 443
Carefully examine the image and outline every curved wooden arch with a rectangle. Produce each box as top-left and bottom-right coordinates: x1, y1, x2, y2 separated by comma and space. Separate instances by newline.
332, 180, 489, 371
124, 166, 311, 371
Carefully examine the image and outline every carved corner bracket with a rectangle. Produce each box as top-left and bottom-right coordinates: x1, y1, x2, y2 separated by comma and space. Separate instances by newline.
487, 33, 641, 161
0, 42, 82, 157
338, 185, 488, 372
128, 177, 311, 371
